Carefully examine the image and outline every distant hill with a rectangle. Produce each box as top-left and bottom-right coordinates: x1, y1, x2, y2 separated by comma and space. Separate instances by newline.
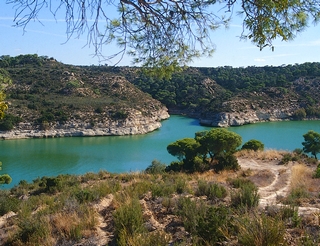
1, 54, 320, 132
0, 55, 168, 137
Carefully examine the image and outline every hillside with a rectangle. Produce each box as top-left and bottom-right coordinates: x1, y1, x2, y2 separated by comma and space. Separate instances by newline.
1, 150, 320, 245
1, 55, 320, 136
125, 64, 320, 126
0, 55, 169, 139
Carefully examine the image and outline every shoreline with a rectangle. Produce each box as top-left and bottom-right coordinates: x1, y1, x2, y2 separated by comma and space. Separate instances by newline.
1, 113, 319, 140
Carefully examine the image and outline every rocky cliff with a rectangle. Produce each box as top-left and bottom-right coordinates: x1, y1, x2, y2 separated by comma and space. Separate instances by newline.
198, 78, 320, 127
0, 57, 170, 139
0, 107, 169, 140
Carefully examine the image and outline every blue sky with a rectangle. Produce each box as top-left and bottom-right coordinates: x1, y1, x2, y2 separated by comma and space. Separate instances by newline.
1, 2, 320, 67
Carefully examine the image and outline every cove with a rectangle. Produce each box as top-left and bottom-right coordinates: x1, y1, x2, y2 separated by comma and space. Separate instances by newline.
1, 115, 320, 189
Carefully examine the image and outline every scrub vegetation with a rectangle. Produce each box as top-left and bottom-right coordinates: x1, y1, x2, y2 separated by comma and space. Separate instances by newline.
1, 55, 320, 131
1, 148, 320, 245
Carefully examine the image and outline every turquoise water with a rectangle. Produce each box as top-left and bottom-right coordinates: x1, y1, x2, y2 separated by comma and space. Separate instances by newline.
1, 115, 320, 188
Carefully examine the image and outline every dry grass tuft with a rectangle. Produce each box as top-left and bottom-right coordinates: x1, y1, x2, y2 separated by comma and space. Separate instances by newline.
51, 212, 80, 239
195, 170, 237, 184
236, 149, 286, 161
290, 164, 312, 191
50, 209, 97, 241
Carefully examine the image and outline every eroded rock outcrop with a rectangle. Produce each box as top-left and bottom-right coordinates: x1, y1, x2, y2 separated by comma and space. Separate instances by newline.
200, 109, 293, 127
0, 108, 169, 140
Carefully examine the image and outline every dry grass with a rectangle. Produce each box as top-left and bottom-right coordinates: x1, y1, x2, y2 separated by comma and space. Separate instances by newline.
290, 164, 313, 191
236, 149, 286, 161
195, 170, 238, 184
50, 209, 97, 241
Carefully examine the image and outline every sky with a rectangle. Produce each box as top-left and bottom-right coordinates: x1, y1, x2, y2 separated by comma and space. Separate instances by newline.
1, 2, 320, 68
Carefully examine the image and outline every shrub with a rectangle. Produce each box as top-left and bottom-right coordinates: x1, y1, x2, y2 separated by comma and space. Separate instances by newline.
228, 177, 253, 188
284, 186, 309, 206
165, 161, 183, 172
145, 160, 166, 174
214, 154, 239, 172
0, 114, 22, 131
242, 139, 265, 151
236, 213, 286, 246
176, 197, 229, 245
293, 108, 307, 119
0, 173, 12, 184
0, 192, 20, 216
150, 181, 175, 199
196, 180, 227, 200
279, 153, 293, 164
176, 197, 206, 235
74, 189, 96, 203
314, 164, 320, 178
17, 216, 51, 244
230, 179, 259, 208
175, 177, 188, 194
196, 206, 230, 245
39, 176, 65, 194
113, 199, 145, 246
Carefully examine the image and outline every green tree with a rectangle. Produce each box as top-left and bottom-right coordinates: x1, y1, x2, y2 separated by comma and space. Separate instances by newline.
167, 138, 200, 171
0, 92, 7, 120
7, 0, 320, 75
302, 130, 320, 159
196, 128, 242, 164
0, 162, 12, 185
293, 108, 307, 120
242, 139, 265, 151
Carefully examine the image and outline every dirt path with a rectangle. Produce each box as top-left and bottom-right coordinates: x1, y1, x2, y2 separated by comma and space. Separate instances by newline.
238, 157, 320, 216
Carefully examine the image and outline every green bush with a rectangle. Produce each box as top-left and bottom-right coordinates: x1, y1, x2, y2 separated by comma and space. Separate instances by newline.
228, 177, 253, 188
314, 164, 320, 178
196, 206, 229, 245
215, 154, 239, 172
113, 199, 145, 246
17, 216, 50, 244
165, 161, 183, 172
175, 177, 188, 194
230, 179, 260, 209
242, 139, 265, 151
0, 114, 22, 131
145, 160, 166, 174
196, 180, 227, 200
236, 213, 286, 246
0, 192, 20, 216
279, 153, 293, 165
0, 173, 12, 184
284, 186, 309, 206
74, 189, 96, 203
176, 197, 229, 245
176, 197, 206, 235
293, 108, 307, 119
150, 182, 175, 199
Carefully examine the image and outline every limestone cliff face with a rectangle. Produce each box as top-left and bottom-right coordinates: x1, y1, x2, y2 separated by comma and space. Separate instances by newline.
0, 107, 169, 140
199, 96, 299, 127
200, 109, 293, 127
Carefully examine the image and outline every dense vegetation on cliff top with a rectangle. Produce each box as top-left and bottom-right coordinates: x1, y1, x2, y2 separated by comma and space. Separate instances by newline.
0, 55, 164, 131
128, 63, 320, 118
1, 54, 320, 130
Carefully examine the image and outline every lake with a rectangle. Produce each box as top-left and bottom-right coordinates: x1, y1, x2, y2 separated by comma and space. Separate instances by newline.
1, 115, 320, 188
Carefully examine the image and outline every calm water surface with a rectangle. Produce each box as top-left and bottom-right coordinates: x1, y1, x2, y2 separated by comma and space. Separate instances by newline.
1, 115, 320, 188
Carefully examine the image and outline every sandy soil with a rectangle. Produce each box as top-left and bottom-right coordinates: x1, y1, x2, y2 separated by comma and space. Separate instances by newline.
238, 157, 320, 216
